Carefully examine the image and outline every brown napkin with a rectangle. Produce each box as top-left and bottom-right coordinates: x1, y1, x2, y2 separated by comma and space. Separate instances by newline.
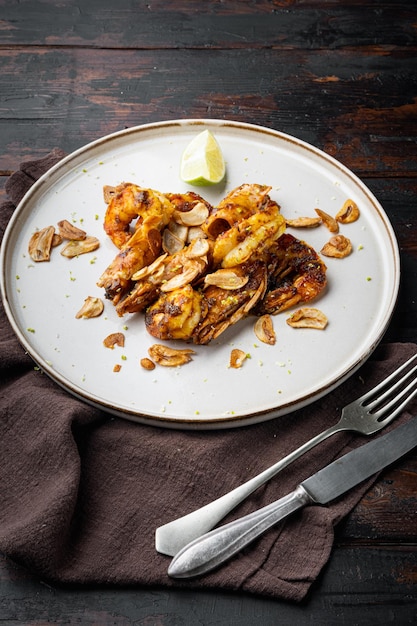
1, 153, 416, 602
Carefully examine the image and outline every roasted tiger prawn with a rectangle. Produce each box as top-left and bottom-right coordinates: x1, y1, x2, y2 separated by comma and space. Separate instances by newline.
257, 233, 327, 315
97, 182, 327, 345
103, 182, 174, 249
97, 184, 212, 303
192, 260, 268, 345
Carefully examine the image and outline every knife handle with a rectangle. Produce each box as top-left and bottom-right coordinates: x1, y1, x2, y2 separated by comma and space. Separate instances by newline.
168, 484, 312, 579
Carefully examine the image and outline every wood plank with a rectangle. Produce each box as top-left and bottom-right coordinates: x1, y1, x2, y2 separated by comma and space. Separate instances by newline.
1, 547, 416, 624
340, 456, 417, 542
0, 0, 415, 49
1, 47, 416, 174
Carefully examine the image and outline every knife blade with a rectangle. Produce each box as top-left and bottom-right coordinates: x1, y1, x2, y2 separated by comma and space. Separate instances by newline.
167, 417, 417, 579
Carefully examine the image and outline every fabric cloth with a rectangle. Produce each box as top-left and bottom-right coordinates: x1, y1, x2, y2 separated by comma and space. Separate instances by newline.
1, 152, 416, 602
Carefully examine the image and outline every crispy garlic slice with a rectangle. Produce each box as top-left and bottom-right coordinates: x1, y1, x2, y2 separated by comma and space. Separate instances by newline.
254, 314, 276, 345
229, 348, 248, 369
204, 268, 249, 290
75, 296, 104, 319
103, 185, 117, 204
336, 199, 360, 224
61, 236, 100, 258
28, 225, 55, 262
162, 228, 184, 255
173, 202, 209, 227
103, 332, 125, 349
286, 307, 328, 330
314, 208, 339, 233
160, 259, 205, 292
321, 235, 352, 258
140, 357, 156, 371
148, 344, 195, 367
286, 216, 321, 228
57, 220, 86, 240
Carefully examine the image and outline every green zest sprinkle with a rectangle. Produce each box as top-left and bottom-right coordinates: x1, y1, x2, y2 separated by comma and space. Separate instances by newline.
366, 276, 372, 281
121, 355, 127, 361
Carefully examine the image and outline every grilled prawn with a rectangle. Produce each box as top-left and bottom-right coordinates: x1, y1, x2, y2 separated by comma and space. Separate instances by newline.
103, 183, 174, 249
203, 183, 273, 239
115, 237, 210, 317
193, 260, 268, 345
97, 214, 165, 303
212, 198, 286, 268
145, 285, 204, 341
256, 233, 327, 315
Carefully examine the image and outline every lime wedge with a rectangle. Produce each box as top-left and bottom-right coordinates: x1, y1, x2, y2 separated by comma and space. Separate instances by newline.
180, 130, 226, 186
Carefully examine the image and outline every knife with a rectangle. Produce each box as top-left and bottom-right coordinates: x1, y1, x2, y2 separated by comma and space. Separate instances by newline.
167, 417, 417, 579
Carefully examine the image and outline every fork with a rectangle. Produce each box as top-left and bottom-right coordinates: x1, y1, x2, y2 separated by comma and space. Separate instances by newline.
155, 352, 417, 556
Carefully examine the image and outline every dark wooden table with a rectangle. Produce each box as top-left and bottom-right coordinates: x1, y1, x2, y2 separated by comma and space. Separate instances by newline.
1, 1, 416, 623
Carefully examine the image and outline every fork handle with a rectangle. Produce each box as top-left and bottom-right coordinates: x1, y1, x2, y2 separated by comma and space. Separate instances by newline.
155, 422, 341, 556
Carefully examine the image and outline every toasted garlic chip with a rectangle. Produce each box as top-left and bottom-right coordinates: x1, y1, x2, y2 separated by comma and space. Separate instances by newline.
103, 185, 117, 204
140, 357, 156, 371
254, 314, 276, 345
57, 219, 87, 241
315, 208, 339, 233
75, 296, 104, 319
174, 202, 209, 227
321, 234, 352, 258
28, 226, 55, 262
60, 236, 100, 258
185, 236, 210, 259
148, 344, 195, 367
103, 332, 125, 349
204, 269, 249, 290
132, 253, 168, 282
336, 199, 360, 224
286, 217, 322, 228
52, 233, 63, 247
163, 228, 184, 255
187, 226, 207, 243
286, 307, 328, 330
169, 220, 189, 242
160, 260, 202, 292
229, 348, 248, 369
168, 220, 189, 242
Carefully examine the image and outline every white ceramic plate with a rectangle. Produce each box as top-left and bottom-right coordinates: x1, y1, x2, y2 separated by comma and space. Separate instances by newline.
0, 119, 399, 429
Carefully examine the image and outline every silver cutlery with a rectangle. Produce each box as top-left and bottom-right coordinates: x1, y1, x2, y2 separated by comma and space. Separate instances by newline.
168, 415, 417, 578
156, 353, 417, 556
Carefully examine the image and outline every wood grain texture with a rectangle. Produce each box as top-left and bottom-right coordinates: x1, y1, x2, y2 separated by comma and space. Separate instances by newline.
0, 547, 416, 625
1, 0, 416, 49
1, 0, 416, 623
1, 46, 416, 175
